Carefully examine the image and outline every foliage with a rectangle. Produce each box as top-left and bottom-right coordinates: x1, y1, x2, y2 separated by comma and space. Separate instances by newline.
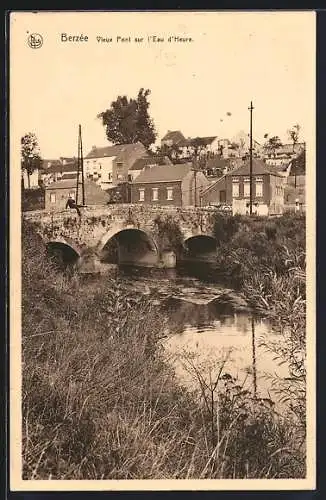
209, 212, 306, 440
155, 143, 183, 164
22, 188, 45, 212
152, 215, 184, 256
21, 132, 42, 188
287, 124, 301, 152
22, 219, 306, 479
98, 88, 157, 148
178, 353, 305, 478
212, 213, 241, 245
264, 135, 283, 156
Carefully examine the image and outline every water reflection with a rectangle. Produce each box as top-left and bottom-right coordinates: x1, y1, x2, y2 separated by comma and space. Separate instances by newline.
84, 264, 288, 405
163, 310, 288, 403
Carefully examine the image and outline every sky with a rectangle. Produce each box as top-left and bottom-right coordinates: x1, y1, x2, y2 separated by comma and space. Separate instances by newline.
10, 11, 315, 159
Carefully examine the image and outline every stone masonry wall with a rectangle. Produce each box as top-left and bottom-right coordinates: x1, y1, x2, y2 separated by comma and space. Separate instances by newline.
23, 204, 216, 255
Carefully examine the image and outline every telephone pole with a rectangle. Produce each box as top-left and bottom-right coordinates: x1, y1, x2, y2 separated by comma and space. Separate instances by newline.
248, 101, 254, 215
76, 124, 86, 206
192, 153, 198, 207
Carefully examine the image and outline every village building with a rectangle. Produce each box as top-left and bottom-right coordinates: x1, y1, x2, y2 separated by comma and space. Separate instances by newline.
262, 142, 305, 166
41, 159, 63, 170
84, 142, 147, 190
177, 136, 220, 159
205, 157, 244, 178
161, 130, 186, 148
131, 163, 209, 207
128, 155, 172, 182
41, 160, 78, 185
44, 179, 110, 211
200, 158, 285, 215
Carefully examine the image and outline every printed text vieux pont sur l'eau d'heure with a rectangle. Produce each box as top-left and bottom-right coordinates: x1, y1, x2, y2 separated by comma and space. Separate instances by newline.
60, 33, 194, 43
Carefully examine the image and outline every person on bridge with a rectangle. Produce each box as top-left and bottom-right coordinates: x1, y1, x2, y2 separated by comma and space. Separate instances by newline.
66, 196, 81, 217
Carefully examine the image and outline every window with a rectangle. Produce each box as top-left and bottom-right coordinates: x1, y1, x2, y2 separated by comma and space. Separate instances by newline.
152, 188, 159, 201
167, 187, 173, 200
243, 177, 251, 197
139, 189, 145, 201
117, 162, 123, 169
255, 177, 263, 197
50, 193, 56, 203
108, 172, 112, 181
219, 190, 226, 203
232, 178, 239, 198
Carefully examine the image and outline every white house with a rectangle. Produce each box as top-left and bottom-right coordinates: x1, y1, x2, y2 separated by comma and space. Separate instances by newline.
85, 143, 148, 190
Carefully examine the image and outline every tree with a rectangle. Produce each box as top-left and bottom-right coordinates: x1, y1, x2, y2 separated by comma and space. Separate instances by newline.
98, 88, 157, 148
21, 133, 42, 189
264, 135, 283, 157
287, 124, 301, 153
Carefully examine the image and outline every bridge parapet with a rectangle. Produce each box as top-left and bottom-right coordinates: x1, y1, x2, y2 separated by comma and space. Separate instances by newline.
23, 204, 218, 268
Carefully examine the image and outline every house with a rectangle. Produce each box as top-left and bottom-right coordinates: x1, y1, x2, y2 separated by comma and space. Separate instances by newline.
22, 168, 39, 189
200, 158, 285, 215
178, 136, 220, 159
41, 159, 62, 170
262, 142, 305, 166
161, 130, 186, 148
128, 155, 172, 182
60, 156, 76, 165
41, 160, 78, 185
84, 142, 147, 190
205, 157, 243, 177
44, 179, 110, 211
131, 163, 209, 207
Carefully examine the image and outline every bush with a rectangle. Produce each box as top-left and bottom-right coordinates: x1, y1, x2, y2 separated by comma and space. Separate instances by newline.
22, 188, 45, 212
22, 220, 306, 479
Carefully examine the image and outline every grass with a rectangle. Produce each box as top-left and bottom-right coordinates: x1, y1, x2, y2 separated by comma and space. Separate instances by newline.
22, 218, 306, 479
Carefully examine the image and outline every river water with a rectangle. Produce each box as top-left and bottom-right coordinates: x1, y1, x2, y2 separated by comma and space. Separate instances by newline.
108, 264, 289, 404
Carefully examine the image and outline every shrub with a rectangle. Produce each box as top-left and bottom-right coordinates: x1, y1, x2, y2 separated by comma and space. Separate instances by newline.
22, 219, 306, 479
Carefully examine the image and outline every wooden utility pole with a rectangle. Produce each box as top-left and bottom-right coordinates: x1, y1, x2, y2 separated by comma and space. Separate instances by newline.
248, 101, 254, 215
192, 153, 198, 207
76, 124, 86, 206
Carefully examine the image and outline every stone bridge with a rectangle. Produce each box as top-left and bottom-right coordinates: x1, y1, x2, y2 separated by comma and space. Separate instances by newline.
23, 204, 219, 272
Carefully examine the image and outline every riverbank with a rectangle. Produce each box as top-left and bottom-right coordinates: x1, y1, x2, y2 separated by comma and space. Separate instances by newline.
22, 217, 306, 479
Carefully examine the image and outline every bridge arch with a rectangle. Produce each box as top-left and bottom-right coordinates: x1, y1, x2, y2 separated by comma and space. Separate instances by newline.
183, 234, 217, 258
46, 240, 81, 265
98, 227, 159, 267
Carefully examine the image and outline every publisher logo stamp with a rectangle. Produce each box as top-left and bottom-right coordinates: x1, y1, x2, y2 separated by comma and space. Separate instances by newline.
27, 33, 43, 49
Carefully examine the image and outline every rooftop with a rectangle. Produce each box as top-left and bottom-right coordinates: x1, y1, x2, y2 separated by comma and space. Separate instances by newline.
129, 155, 171, 171
230, 158, 284, 177
263, 142, 305, 155
133, 163, 193, 184
179, 136, 218, 148
45, 179, 110, 204
86, 142, 145, 159
161, 130, 186, 144
46, 162, 78, 173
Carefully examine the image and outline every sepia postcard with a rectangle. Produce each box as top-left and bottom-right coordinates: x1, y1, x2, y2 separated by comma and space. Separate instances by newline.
9, 10, 316, 491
